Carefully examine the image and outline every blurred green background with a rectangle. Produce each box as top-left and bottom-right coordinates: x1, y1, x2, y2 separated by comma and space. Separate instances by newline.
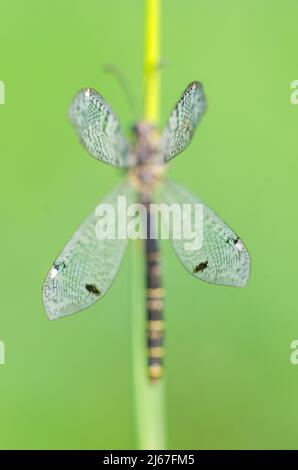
0, 0, 298, 450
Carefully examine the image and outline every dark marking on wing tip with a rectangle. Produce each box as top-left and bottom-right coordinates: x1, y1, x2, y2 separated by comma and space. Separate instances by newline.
186, 80, 202, 92
85, 284, 101, 296
193, 260, 208, 273
188, 80, 199, 88
54, 261, 66, 270
226, 235, 239, 245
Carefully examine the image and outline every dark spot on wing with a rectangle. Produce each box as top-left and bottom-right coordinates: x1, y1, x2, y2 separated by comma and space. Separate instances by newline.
226, 235, 239, 245
54, 261, 66, 271
85, 284, 101, 296
193, 260, 208, 273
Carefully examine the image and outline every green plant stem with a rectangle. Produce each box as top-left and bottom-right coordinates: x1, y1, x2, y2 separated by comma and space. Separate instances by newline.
131, 241, 167, 450
131, 0, 166, 450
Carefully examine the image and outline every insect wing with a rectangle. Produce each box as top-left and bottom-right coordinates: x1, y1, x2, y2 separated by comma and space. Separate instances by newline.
43, 181, 135, 319
69, 88, 132, 167
158, 180, 250, 287
160, 81, 206, 162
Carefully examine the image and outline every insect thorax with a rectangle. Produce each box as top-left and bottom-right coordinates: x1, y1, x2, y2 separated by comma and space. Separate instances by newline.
128, 121, 165, 194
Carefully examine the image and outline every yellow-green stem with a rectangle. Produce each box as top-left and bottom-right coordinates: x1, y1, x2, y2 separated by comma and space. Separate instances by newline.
131, 0, 167, 450
144, 0, 161, 123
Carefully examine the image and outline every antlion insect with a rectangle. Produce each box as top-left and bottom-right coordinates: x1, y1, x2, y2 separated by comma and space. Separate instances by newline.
43, 82, 250, 380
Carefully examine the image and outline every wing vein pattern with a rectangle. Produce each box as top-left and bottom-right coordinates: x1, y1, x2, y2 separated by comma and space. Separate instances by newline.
160, 81, 206, 162
158, 180, 250, 287
68, 88, 131, 167
43, 181, 135, 319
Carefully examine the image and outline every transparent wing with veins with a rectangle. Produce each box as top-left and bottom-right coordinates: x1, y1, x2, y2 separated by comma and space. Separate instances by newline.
43, 182, 136, 319
69, 88, 132, 167
158, 180, 250, 287
160, 81, 206, 162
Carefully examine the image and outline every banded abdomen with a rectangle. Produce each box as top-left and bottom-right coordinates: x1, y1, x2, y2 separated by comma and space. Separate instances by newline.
144, 200, 164, 380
